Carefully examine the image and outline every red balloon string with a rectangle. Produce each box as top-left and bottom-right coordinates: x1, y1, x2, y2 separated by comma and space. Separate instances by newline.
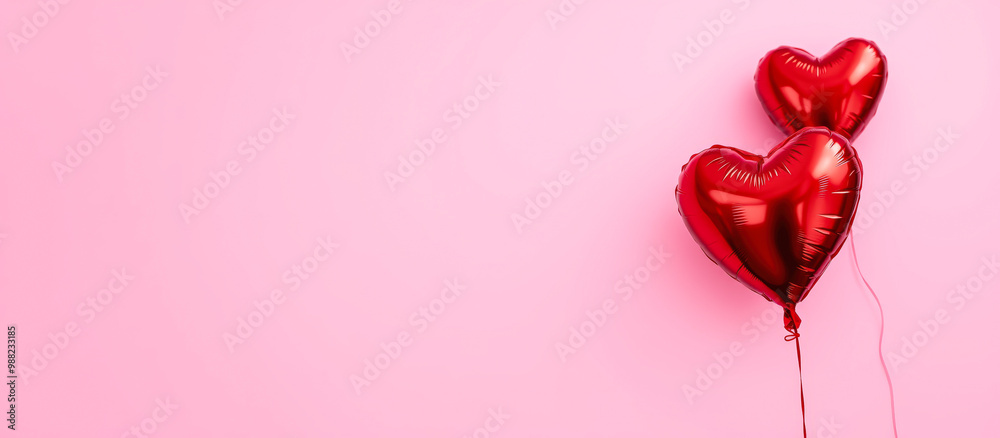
848, 233, 900, 438
784, 312, 807, 438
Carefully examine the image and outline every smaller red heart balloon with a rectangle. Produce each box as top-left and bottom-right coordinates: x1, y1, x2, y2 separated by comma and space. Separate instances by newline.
676, 128, 863, 331
755, 38, 888, 142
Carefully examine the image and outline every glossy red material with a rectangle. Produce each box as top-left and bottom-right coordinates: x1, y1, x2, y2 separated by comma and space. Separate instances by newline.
755, 38, 887, 142
676, 128, 863, 331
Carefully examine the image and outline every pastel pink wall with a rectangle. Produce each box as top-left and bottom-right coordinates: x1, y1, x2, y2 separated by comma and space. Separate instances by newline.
1, 0, 998, 436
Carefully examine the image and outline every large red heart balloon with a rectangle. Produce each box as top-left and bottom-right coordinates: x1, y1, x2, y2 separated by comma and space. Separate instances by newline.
675, 128, 863, 331
754, 38, 887, 142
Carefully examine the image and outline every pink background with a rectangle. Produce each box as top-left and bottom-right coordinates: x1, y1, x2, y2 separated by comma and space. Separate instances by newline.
2, 0, 999, 436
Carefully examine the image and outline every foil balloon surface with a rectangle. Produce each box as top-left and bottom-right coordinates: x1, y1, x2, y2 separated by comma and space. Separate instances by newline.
755, 38, 888, 142
675, 128, 863, 331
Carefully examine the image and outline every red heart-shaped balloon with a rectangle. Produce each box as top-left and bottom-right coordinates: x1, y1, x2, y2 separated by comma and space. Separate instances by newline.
755, 38, 887, 142
676, 128, 862, 330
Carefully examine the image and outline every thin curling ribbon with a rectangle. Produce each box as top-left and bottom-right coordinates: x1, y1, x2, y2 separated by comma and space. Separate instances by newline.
848, 233, 900, 438
783, 305, 807, 438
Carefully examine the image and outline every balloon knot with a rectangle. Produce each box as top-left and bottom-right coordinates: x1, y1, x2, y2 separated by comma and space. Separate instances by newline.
784, 331, 800, 342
